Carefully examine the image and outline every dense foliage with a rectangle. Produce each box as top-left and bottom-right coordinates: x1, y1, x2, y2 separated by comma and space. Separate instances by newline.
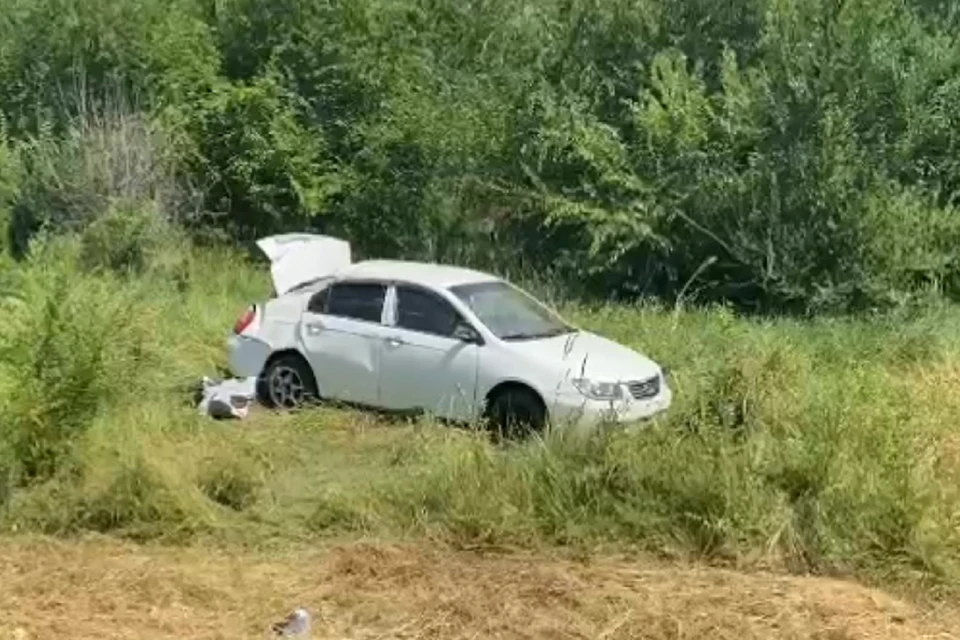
3, 0, 960, 310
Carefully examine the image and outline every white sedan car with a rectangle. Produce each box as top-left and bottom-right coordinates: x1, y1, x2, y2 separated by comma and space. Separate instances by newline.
228, 234, 671, 435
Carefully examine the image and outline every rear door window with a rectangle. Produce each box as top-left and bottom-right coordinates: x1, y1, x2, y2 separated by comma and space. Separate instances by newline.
325, 282, 386, 323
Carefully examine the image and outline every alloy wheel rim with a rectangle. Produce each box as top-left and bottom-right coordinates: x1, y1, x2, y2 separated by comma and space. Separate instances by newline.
268, 365, 305, 408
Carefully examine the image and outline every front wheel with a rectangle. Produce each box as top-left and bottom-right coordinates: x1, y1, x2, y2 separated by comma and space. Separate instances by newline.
258, 354, 318, 409
485, 387, 547, 439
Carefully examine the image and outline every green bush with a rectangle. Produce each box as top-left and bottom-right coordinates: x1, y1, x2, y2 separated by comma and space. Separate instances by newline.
0, 0, 218, 135
0, 240, 157, 482
181, 75, 342, 241
0, 129, 18, 254
7, 100, 196, 258
78, 202, 175, 274
0, 234, 255, 489
3, 0, 960, 310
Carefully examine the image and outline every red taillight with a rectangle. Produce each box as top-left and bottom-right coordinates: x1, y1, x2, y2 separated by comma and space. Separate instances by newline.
233, 306, 256, 334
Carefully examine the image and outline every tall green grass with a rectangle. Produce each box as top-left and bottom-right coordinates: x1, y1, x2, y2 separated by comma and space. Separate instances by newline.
341, 306, 960, 587
0, 230, 270, 535
1, 236, 959, 593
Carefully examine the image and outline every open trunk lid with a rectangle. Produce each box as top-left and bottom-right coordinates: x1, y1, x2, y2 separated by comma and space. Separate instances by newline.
255, 233, 352, 296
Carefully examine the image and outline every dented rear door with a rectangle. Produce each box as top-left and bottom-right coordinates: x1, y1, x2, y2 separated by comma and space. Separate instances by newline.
298, 281, 389, 406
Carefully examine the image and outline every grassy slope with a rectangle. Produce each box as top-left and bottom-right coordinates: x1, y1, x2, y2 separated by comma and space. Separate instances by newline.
2, 241, 960, 605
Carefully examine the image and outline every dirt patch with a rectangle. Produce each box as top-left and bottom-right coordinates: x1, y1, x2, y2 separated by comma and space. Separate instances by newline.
0, 538, 956, 640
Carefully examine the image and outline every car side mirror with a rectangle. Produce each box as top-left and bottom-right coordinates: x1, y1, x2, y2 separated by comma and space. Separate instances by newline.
452, 321, 482, 345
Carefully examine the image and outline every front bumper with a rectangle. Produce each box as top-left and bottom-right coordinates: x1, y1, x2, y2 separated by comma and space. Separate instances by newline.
548, 384, 673, 432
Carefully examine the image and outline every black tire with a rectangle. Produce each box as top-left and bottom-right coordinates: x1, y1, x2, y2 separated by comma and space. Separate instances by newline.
485, 386, 547, 439
257, 353, 318, 410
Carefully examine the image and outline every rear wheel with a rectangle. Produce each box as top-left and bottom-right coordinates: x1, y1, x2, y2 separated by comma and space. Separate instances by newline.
485, 386, 547, 439
258, 354, 318, 409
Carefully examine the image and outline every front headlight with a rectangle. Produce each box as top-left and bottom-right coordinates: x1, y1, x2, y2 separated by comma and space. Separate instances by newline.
571, 378, 623, 401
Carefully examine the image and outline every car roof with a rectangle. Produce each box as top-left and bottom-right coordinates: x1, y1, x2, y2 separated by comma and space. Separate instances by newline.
337, 260, 500, 289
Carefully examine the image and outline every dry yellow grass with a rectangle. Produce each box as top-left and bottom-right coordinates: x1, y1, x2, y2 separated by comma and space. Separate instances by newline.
1, 538, 957, 640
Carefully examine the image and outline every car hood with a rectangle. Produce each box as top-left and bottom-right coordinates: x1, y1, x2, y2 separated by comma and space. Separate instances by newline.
504, 330, 662, 383
256, 234, 352, 296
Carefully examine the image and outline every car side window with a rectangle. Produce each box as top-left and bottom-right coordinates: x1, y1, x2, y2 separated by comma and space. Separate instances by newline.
395, 285, 461, 337
325, 282, 386, 323
306, 286, 329, 314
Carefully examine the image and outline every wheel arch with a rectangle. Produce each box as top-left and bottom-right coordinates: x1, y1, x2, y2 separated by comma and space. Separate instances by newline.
258, 349, 319, 396
261, 348, 312, 373
483, 379, 548, 417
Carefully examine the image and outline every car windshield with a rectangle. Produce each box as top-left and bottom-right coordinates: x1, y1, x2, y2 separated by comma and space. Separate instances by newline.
449, 280, 573, 341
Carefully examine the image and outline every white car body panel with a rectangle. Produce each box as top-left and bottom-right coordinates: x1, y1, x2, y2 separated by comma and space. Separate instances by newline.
228, 290, 315, 377
299, 310, 388, 406
377, 326, 480, 420
228, 334, 271, 377
228, 235, 672, 429
466, 331, 671, 431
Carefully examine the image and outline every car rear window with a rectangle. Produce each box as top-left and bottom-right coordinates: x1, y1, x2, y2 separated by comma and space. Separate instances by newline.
325, 282, 386, 323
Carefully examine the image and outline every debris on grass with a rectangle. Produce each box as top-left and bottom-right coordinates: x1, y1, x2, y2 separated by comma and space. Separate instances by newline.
196, 376, 257, 420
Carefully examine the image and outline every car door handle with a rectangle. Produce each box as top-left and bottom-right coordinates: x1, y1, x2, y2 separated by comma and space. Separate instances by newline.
384, 336, 405, 347
305, 323, 324, 335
